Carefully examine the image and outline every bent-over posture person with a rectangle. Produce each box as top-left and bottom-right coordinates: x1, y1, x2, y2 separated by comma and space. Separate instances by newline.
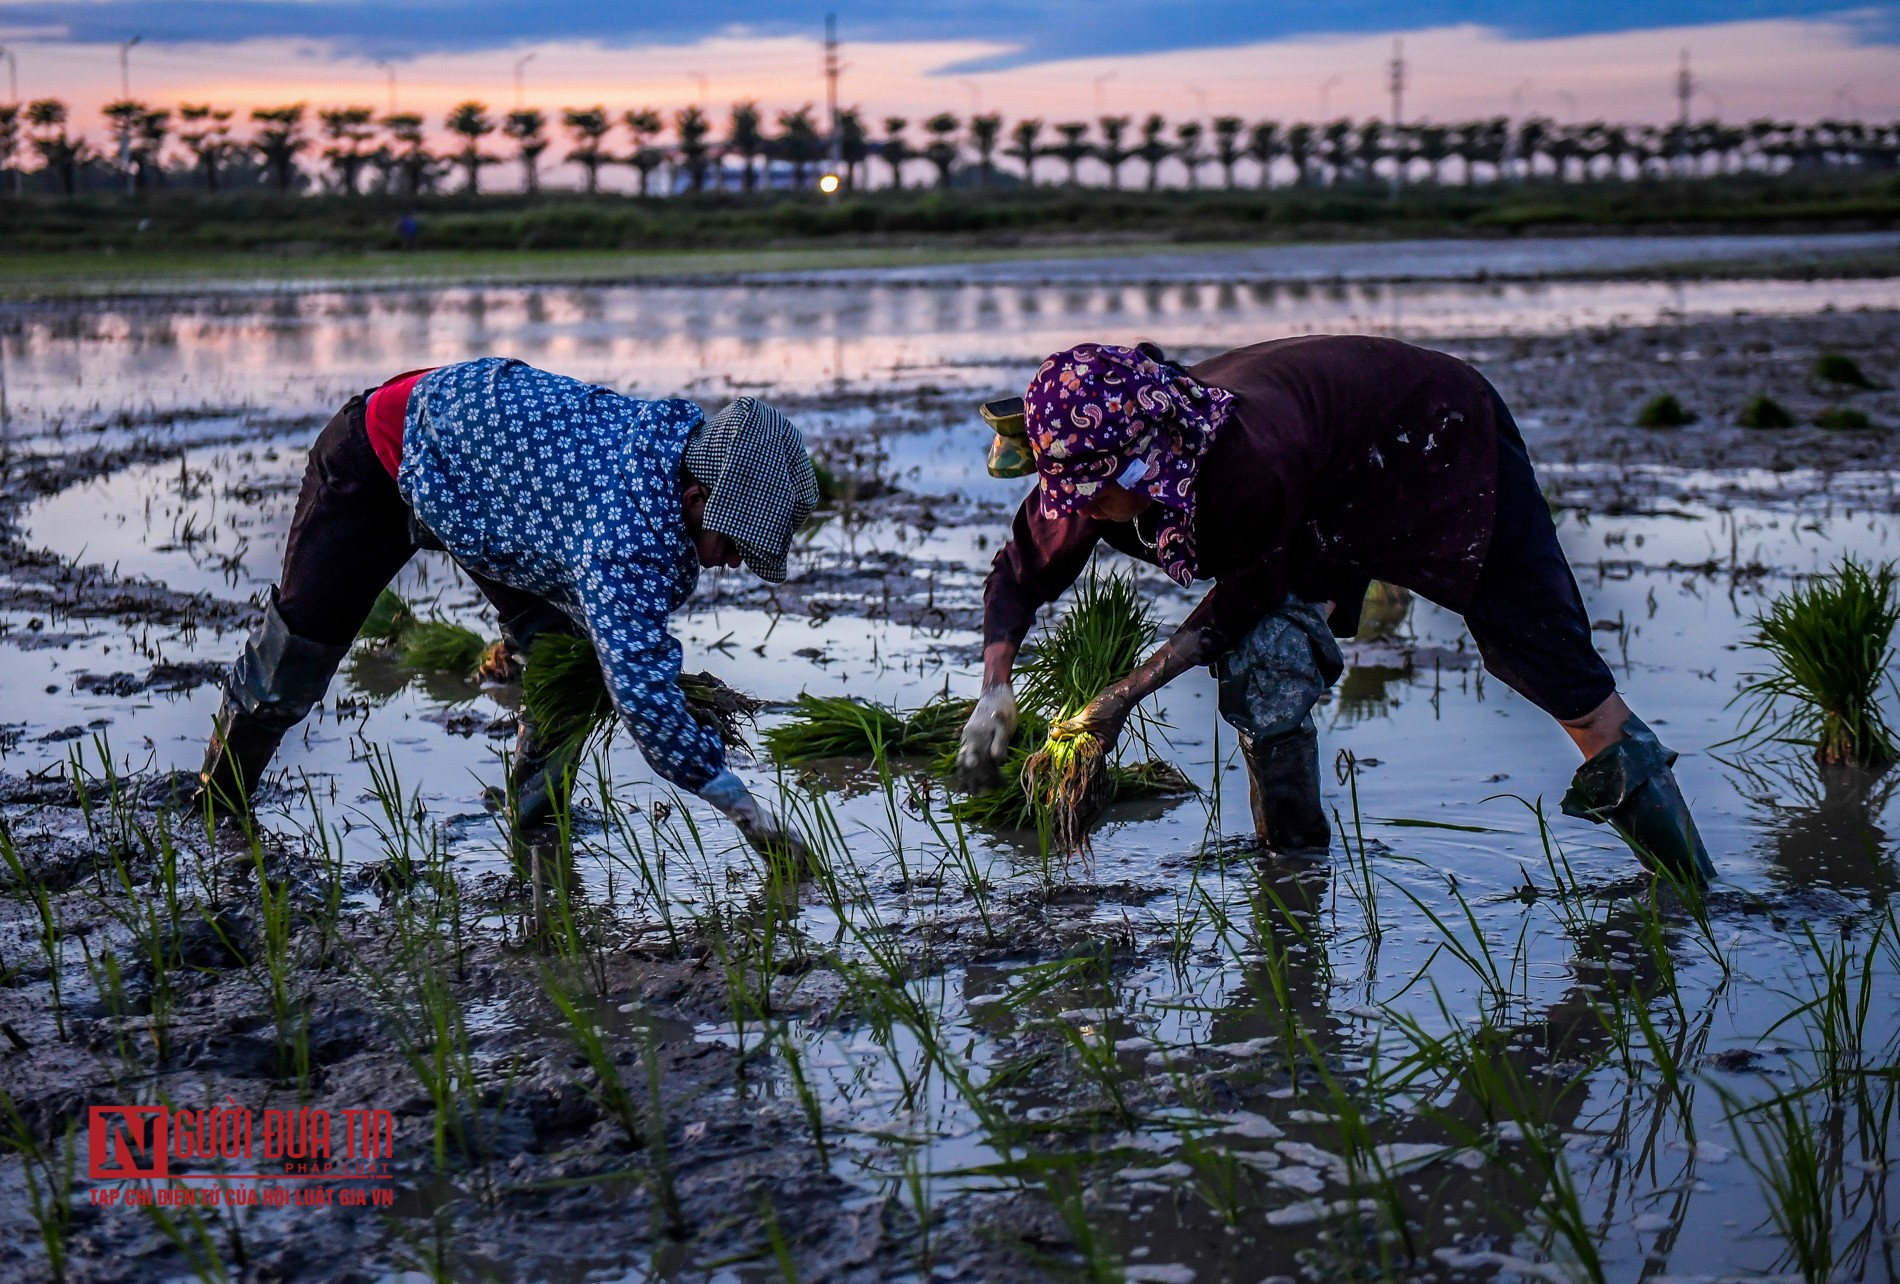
955, 337, 1713, 883
195, 357, 817, 861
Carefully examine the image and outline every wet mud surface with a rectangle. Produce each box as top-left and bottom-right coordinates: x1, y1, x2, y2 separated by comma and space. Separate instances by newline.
0, 258, 1897, 1282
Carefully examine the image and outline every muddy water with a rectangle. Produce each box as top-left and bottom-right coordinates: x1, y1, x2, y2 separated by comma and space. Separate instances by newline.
3, 262, 1897, 1281
6, 272, 1899, 438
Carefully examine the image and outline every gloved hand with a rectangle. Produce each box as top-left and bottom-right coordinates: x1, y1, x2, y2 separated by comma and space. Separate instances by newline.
698, 771, 815, 872
953, 684, 1019, 791
1061, 686, 1132, 755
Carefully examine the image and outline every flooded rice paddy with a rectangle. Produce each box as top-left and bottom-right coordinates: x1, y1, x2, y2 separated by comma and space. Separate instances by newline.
0, 252, 1896, 1282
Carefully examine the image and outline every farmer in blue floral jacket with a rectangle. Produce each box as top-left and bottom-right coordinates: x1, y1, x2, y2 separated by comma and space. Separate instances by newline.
195, 357, 817, 861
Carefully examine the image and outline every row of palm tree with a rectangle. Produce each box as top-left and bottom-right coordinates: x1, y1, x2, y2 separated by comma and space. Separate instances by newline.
3, 94, 1895, 198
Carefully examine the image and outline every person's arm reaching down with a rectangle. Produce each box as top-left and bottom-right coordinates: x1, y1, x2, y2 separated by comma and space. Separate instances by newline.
576, 557, 812, 865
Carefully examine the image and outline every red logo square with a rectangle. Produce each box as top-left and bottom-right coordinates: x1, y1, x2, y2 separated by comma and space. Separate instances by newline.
88, 1106, 168, 1179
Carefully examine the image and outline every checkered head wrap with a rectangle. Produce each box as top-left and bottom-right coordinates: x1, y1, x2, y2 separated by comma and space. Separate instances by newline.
682, 398, 818, 583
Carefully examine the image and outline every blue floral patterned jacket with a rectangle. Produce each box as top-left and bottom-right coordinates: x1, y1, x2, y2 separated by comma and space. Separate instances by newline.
397, 358, 725, 791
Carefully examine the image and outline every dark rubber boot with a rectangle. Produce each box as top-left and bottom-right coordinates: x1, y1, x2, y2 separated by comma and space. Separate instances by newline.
194, 593, 350, 815
1561, 715, 1716, 885
1241, 719, 1331, 857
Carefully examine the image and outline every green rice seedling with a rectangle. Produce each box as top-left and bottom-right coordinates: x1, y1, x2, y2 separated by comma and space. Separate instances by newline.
756, 1192, 801, 1280
399, 617, 488, 673
1738, 393, 1797, 429
1813, 350, 1877, 390
1021, 725, 1113, 854
542, 967, 645, 1148
358, 587, 415, 643
0, 1090, 78, 1282
525, 632, 757, 769
1724, 1086, 1836, 1284
1635, 393, 1696, 428
1335, 751, 1381, 948
639, 1021, 687, 1238
679, 670, 765, 749
1733, 557, 1900, 770
1016, 570, 1157, 722
0, 818, 65, 1039
1815, 405, 1875, 431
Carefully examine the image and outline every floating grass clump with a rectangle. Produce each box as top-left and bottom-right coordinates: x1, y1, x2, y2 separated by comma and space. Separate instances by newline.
1635, 393, 1696, 428
1812, 350, 1877, 390
523, 632, 758, 764
1738, 394, 1796, 430
1815, 405, 1874, 431
1736, 557, 1900, 771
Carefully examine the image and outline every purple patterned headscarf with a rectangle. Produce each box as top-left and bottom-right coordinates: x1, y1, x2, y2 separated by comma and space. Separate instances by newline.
1023, 342, 1234, 586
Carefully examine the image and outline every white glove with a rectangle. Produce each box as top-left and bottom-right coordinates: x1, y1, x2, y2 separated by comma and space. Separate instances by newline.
697, 770, 814, 869
953, 685, 1019, 792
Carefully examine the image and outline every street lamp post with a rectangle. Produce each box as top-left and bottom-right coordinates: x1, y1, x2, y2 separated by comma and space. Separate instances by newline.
513, 52, 536, 111
118, 35, 142, 196
375, 59, 397, 115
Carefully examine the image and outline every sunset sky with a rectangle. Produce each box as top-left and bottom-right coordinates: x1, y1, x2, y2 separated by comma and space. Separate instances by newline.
1, 2, 1894, 173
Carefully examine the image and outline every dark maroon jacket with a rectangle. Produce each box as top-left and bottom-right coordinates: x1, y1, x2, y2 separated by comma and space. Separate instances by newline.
983, 334, 1502, 654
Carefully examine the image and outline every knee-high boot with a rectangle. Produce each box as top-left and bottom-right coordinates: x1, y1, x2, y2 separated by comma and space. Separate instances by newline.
194, 593, 350, 814
1240, 716, 1331, 857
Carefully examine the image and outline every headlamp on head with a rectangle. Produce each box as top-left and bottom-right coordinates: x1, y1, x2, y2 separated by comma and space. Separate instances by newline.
980, 396, 1033, 478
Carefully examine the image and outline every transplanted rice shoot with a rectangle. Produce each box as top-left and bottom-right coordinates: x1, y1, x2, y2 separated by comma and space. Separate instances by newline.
1736, 557, 1900, 771
1738, 393, 1796, 429
1812, 350, 1877, 390
1636, 393, 1696, 428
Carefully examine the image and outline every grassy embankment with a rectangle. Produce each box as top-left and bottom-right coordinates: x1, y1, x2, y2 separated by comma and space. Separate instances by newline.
1, 171, 1896, 295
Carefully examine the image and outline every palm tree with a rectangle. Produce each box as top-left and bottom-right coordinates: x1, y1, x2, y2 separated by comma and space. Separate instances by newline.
1321, 118, 1353, 185
837, 107, 869, 188
1284, 122, 1316, 186
445, 101, 495, 193
726, 102, 765, 193
968, 113, 1002, 186
675, 104, 711, 192
880, 116, 911, 188
103, 99, 145, 188
923, 112, 960, 187
1515, 117, 1551, 181
624, 109, 665, 195
1051, 121, 1091, 185
563, 107, 611, 194
1135, 114, 1170, 190
1005, 118, 1042, 186
132, 106, 170, 191
1175, 120, 1206, 189
1097, 115, 1132, 189
1355, 119, 1386, 186
504, 109, 548, 194
27, 99, 84, 196
382, 112, 434, 195
177, 104, 234, 191
251, 103, 309, 193
318, 106, 376, 194
776, 106, 823, 189
1245, 120, 1282, 188
1212, 116, 1243, 189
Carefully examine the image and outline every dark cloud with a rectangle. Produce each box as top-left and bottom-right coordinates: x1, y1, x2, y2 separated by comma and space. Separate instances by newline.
1, 0, 1891, 67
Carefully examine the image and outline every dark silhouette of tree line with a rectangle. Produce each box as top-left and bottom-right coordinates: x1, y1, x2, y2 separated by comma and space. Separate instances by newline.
1, 94, 1894, 198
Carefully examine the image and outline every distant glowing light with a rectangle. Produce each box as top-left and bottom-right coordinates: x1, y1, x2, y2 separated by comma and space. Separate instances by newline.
818, 172, 841, 194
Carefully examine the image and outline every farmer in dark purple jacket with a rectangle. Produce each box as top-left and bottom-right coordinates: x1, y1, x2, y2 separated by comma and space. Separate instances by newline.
954, 336, 1713, 883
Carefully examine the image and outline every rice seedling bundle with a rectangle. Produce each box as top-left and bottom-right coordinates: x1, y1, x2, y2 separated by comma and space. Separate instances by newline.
764, 694, 974, 764
524, 632, 759, 764
356, 588, 489, 676
1738, 394, 1796, 430
399, 620, 488, 674
1812, 350, 1877, 390
1736, 557, 1900, 771
1021, 725, 1112, 852
1635, 393, 1696, 429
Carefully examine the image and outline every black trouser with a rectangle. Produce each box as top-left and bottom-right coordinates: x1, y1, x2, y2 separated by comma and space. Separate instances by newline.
1459, 389, 1618, 722
276, 392, 560, 645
